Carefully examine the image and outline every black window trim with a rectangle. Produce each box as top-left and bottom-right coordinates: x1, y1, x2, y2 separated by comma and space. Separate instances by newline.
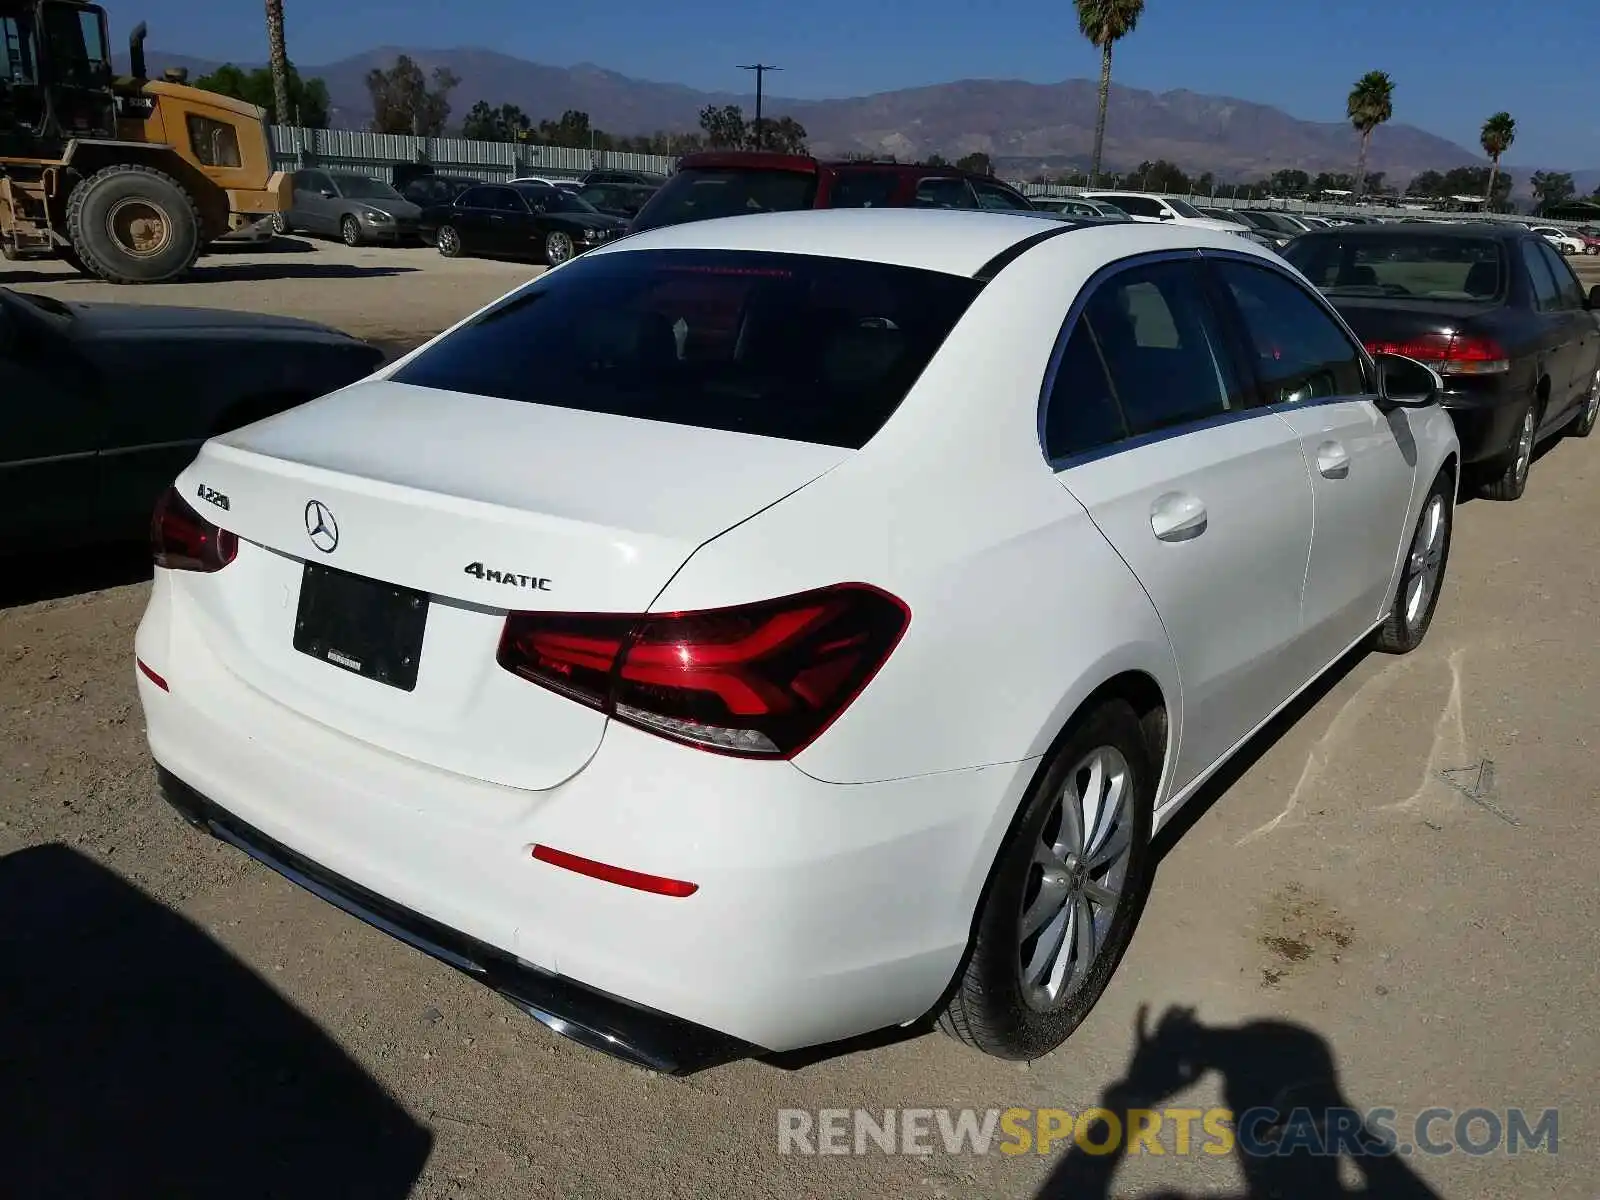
1198, 247, 1379, 411
1038, 249, 1258, 468
1037, 248, 1376, 470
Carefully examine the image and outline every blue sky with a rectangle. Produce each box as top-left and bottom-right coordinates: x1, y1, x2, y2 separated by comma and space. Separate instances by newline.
139, 0, 1598, 166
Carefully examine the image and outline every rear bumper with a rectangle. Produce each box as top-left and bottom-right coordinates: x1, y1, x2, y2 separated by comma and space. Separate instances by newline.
156, 768, 750, 1074
1439, 383, 1521, 464
135, 570, 1018, 1058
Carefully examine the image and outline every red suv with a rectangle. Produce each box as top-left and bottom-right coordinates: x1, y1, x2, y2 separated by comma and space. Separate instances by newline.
628, 152, 1037, 232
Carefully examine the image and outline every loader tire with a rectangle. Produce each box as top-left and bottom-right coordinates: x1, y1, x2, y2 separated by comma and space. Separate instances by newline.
66, 163, 202, 284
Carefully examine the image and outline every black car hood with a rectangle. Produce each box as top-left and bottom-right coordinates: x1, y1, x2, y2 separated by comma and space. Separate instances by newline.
551, 212, 629, 233
62, 301, 357, 342
351, 198, 423, 220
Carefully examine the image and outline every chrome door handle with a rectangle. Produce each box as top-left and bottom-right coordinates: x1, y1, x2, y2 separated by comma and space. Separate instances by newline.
1316, 440, 1351, 479
1150, 491, 1208, 542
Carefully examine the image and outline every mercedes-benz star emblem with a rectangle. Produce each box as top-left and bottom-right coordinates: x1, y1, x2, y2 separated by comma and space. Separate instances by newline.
304, 500, 339, 553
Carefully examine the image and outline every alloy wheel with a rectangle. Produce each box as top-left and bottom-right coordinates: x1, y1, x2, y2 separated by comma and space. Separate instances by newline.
1018, 745, 1134, 1011
1513, 407, 1535, 487
546, 232, 574, 265
437, 226, 460, 257
1404, 493, 1448, 633
1582, 371, 1600, 433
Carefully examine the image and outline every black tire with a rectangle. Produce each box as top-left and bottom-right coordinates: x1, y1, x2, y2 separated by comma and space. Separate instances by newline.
436, 224, 462, 258
271, 211, 292, 235
1373, 471, 1453, 654
340, 216, 363, 247
56, 246, 91, 276
938, 699, 1154, 1061
65, 163, 201, 284
1477, 400, 1537, 501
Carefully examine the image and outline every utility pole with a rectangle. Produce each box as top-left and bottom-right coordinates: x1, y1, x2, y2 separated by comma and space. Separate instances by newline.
738, 63, 781, 149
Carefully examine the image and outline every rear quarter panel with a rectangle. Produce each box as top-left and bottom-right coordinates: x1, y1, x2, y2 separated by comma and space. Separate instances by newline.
647, 232, 1183, 790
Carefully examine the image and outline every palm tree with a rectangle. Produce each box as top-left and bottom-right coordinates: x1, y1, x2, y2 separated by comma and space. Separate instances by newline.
1075, 0, 1146, 186
1347, 70, 1394, 201
265, 0, 291, 125
1480, 111, 1516, 210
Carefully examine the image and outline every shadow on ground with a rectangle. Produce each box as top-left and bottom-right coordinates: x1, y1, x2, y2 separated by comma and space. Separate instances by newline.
0, 844, 432, 1199
205, 235, 319, 255
1034, 1006, 1446, 1199
0, 542, 152, 609
0, 262, 415, 285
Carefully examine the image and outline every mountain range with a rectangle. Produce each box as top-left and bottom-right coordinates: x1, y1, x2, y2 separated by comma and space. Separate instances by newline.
123, 45, 1584, 189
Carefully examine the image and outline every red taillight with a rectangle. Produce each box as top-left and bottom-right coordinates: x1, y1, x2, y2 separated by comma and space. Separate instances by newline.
152, 486, 238, 573
497, 583, 911, 758
1364, 333, 1509, 375
531, 845, 698, 898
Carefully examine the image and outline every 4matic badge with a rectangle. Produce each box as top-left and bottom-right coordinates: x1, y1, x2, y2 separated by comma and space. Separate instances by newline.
464, 562, 552, 591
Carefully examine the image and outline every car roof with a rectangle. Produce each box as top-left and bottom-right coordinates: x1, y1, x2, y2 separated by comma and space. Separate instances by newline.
1294, 221, 1525, 240
674, 150, 1017, 184
591, 207, 1276, 278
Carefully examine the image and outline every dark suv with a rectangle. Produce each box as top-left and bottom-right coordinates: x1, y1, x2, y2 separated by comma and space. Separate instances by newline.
629, 152, 1036, 232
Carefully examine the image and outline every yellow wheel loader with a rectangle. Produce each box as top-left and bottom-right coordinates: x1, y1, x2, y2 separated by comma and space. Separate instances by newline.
0, 0, 289, 282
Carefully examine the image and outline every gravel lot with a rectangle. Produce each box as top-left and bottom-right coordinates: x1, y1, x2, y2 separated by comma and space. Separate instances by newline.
1, 239, 1597, 1199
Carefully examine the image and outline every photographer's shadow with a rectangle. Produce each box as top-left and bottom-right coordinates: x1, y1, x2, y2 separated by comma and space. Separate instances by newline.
0, 844, 432, 1199
1036, 1006, 1446, 1200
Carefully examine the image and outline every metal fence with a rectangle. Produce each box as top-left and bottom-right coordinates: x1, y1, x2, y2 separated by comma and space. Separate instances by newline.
269, 126, 676, 180
268, 125, 1588, 229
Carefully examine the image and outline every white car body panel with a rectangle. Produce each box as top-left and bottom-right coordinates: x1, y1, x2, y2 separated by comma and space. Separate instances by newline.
136, 210, 1459, 1057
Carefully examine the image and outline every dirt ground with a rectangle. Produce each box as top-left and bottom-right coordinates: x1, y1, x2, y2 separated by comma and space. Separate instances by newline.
0, 238, 1597, 1199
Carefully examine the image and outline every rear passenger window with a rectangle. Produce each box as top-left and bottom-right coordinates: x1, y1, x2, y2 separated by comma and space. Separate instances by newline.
831, 172, 899, 208
1538, 242, 1585, 309
1215, 261, 1370, 402
1043, 323, 1128, 459
973, 181, 1034, 211
1080, 261, 1245, 436
1521, 241, 1561, 311
915, 178, 975, 209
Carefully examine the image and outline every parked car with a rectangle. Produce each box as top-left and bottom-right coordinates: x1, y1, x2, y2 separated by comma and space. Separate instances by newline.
629, 152, 1036, 232
577, 181, 659, 220
399, 173, 483, 211
582, 169, 668, 189
1078, 191, 1255, 237
1030, 196, 1132, 221
275, 170, 424, 246
1194, 207, 1286, 253
1224, 210, 1297, 249
137, 210, 1458, 1073
420, 182, 629, 265
508, 175, 582, 192
0, 286, 384, 553
1529, 225, 1586, 256
1285, 221, 1600, 500
1574, 227, 1600, 256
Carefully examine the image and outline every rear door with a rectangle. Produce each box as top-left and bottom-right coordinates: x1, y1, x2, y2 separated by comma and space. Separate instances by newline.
1534, 239, 1596, 421
1044, 255, 1315, 788
482, 186, 530, 255
1517, 237, 1577, 411
448, 187, 496, 252
1208, 254, 1416, 668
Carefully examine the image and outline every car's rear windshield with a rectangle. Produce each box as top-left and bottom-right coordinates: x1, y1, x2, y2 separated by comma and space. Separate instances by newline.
390, 249, 983, 449
1286, 235, 1508, 301
630, 168, 820, 232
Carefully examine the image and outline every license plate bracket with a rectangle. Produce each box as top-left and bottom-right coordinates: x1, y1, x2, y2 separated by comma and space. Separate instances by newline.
293, 563, 429, 692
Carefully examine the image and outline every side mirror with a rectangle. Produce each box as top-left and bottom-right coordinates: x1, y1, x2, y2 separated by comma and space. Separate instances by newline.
1374, 352, 1442, 407
319, 189, 336, 199
1587, 284, 1600, 310
1158, 210, 1174, 220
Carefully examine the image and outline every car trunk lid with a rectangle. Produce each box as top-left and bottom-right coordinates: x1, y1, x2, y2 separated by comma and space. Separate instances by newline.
170, 379, 849, 789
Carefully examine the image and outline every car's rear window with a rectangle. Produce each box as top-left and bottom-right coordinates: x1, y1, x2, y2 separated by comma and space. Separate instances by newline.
630, 168, 820, 232
390, 248, 983, 449
1286, 235, 1507, 301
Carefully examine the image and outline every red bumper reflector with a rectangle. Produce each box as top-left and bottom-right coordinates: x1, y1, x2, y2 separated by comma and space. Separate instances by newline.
137, 659, 170, 692
531, 845, 698, 898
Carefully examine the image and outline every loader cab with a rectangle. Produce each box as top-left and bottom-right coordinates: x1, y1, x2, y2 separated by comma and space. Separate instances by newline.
0, 0, 115, 147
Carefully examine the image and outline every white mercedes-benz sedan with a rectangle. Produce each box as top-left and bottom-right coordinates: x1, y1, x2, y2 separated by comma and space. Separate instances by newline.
136, 209, 1460, 1072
